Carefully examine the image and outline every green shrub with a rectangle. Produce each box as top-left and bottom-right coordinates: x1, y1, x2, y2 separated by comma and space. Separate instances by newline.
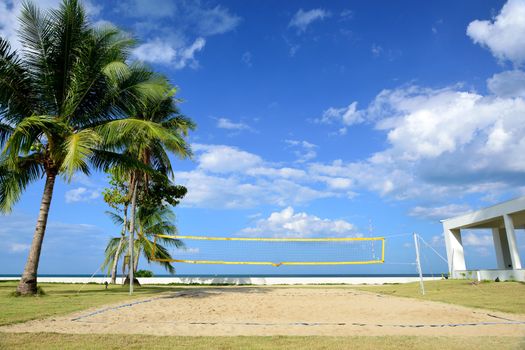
135, 270, 154, 277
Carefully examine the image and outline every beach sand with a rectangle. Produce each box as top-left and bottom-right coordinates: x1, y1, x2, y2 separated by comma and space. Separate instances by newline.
2, 286, 525, 336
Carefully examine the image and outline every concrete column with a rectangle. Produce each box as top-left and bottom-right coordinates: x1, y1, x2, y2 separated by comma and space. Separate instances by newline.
444, 228, 466, 275
492, 228, 513, 269
503, 214, 522, 269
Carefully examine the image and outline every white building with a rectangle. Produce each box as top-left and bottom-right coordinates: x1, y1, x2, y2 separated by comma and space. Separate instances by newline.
442, 196, 525, 281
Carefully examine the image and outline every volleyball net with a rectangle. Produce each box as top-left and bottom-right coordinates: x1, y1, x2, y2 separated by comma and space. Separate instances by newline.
152, 235, 385, 266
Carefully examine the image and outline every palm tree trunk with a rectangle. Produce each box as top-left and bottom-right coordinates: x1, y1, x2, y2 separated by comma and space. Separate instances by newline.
134, 246, 141, 272
110, 205, 128, 284
16, 172, 57, 295
128, 177, 138, 293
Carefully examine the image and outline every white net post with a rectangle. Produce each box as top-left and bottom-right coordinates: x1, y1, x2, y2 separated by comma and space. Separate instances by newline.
414, 233, 425, 295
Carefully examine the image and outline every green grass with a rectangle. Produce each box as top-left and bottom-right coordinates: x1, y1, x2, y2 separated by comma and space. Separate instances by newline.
0, 334, 523, 350
0, 281, 174, 326
354, 279, 525, 314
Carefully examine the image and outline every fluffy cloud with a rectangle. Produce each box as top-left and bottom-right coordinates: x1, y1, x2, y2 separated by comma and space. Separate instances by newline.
175, 170, 330, 209
240, 207, 358, 237
487, 70, 525, 97
409, 204, 472, 220
318, 102, 364, 134
462, 232, 494, 247
0, 0, 102, 51
289, 8, 330, 32
9, 242, 30, 253
117, 0, 240, 35
177, 74, 525, 210
314, 82, 525, 201
194, 144, 262, 173
133, 37, 205, 68
216, 118, 252, 132
65, 187, 100, 203
174, 144, 339, 209
285, 140, 317, 162
119, 0, 240, 67
467, 0, 525, 65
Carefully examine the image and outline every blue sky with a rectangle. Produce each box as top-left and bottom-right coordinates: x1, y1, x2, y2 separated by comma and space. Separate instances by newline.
1, 0, 525, 276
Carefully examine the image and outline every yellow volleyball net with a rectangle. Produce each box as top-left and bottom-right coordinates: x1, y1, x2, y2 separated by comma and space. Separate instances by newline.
152, 234, 385, 266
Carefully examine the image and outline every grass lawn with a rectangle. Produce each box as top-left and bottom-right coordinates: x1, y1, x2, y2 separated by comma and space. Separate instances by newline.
1, 334, 523, 350
354, 279, 525, 314
0, 281, 173, 326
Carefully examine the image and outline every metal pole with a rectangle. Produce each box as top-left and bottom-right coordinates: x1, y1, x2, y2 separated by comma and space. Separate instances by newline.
414, 233, 425, 295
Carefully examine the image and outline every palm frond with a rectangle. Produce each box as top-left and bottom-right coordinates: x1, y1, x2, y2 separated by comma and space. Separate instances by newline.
0, 37, 37, 122
47, 0, 90, 113
105, 210, 124, 225
100, 236, 123, 274
60, 128, 100, 180
90, 149, 157, 175
140, 237, 176, 274
2, 114, 67, 160
0, 154, 43, 212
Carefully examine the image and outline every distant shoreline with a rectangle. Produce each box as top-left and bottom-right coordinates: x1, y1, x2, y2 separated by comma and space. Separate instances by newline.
0, 275, 443, 285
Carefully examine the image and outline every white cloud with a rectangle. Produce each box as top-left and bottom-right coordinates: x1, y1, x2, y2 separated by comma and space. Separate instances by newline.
192, 4, 241, 36
133, 38, 177, 64
285, 140, 317, 162
173, 144, 338, 209
289, 8, 330, 33
409, 204, 472, 220
175, 37, 206, 69
246, 167, 306, 179
467, 0, 525, 65
0, 1, 22, 49
0, 0, 102, 51
487, 70, 525, 97
312, 81, 525, 201
9, 242, 29, 253
174, 170, 331, 209
65, 187, 100, 203
181, 247, 200, 254
462, 232, 494, 247
176, 70, 525, 210
318, 102, 364, 134
371, 43, 383, 57
216, 118, 252, 131
117, 0, 240, 35
431, 235, 444, 247
119, 0, 239, 67
133, 37, 205, 69
240, 207, 358, 237
194, 144, 262, 173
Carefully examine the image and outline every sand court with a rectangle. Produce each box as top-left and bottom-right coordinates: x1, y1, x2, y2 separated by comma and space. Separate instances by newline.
2, 287, 525, 336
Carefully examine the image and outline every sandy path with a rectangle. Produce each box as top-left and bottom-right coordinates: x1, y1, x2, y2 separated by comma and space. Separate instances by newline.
2, 287, 525, 336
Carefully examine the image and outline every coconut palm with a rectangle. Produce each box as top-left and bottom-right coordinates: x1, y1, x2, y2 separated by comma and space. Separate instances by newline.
0, 0, 165, 295
99, 86, 195, 284
102, 206, 184, 276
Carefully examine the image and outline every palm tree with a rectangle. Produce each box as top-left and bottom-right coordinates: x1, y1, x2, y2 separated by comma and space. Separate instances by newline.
0, 0, 165, 295
99, 86, 195, 285
102, 206, 184, 276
